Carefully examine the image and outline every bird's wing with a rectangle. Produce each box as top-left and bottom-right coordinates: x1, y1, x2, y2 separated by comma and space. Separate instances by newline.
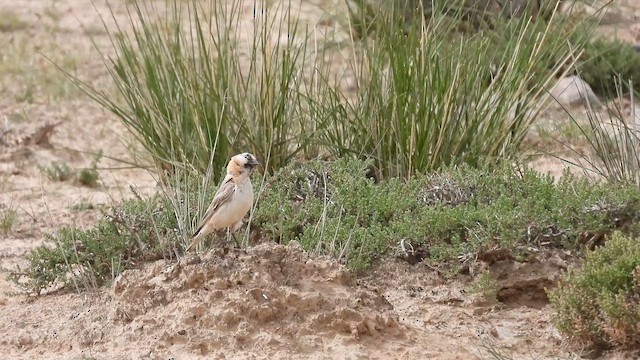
191, 175, 236, 237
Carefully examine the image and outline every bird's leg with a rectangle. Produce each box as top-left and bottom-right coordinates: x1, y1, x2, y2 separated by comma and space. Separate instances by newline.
230, 232, 242, 249
224, 228, 241, 248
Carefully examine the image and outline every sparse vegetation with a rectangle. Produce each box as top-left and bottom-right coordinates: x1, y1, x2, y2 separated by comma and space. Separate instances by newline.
14, 190, 179, 293
0, 8, 80, 102
37, 153, 103, 187
0, 10, 28, 32
77, 151, 102, 187
549, 232, 640, 350
0, 205, 17, 235
551, 82, 640, 187
39, 161, 74, 182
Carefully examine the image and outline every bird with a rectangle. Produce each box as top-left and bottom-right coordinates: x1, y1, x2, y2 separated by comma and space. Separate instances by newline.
185, 152, 259, 252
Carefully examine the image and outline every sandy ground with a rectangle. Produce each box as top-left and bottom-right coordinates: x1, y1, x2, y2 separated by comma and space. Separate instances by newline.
1, 0, 639, 359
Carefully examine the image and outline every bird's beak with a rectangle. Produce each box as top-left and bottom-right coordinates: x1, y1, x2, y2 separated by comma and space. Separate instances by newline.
248, 158, 259, 167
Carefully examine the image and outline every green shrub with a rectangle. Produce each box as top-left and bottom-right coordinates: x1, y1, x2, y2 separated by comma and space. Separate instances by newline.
18, 160, 640, 292
253, 159, 640, 271
254, 158, 421, 270
549, 232, 640, 349
578, 37, 640, 98
14, 192, 179, 293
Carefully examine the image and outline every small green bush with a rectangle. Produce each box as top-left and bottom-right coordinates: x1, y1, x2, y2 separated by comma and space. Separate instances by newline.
578, 37, 640, 98
15, 192, 179, 293
77, 151, 102, 187
549, 232, 640, 349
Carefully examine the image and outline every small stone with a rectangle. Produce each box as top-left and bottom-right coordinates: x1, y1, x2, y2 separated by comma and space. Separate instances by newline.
549, 76, 601, 108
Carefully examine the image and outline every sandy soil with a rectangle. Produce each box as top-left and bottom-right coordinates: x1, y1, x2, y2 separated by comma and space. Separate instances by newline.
0, 242, 581, 359
1, 0, 639, 359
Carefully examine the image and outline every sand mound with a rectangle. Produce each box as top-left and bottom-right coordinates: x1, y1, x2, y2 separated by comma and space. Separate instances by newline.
111, 242, 402, 356
1, 243, 583, 359
1, 242, 417, 359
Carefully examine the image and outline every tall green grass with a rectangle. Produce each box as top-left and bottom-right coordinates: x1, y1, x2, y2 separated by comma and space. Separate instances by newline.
70, 0, 593, 180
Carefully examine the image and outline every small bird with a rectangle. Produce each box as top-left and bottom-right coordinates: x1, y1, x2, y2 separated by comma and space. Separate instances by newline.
185, 152, 259, 252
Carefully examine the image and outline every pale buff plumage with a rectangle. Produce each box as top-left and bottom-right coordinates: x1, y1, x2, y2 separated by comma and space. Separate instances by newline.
185, 153, 259, 252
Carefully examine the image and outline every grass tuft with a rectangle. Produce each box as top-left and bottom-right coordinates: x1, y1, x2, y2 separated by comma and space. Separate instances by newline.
0, 204, 17, 235
39, 161, 74, 182
77, 151, 103, 187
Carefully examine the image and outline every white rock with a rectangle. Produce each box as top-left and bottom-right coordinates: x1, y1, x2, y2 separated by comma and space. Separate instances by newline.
549, 75, 601, 108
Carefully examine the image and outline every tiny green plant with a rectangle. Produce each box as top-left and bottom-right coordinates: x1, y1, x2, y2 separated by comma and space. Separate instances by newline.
39, 161, 74, 182
0, 205, 17, 235
470, 270, 499, 303
77, 151, 102, 187
71, 200, 96, 211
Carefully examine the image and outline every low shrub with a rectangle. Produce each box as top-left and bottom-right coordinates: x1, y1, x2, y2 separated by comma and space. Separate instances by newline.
13, 191, 179, 293
578, 37, 640, 98
253, 159, 640, 271
14, 160, 640, 292
549, 232, 640, 349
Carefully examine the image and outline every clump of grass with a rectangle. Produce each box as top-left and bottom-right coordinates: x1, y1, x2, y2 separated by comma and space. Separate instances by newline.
68, 0, 593, 181
39, 161, 74, 182
71, 0, 319, 180
549, 232, 640, 350
0, 205, 17, 235
551, 80, 640, 186
70, 200, 96, 212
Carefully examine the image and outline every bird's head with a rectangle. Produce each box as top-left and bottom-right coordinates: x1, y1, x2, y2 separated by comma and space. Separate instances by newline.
228, 152, 259, 175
